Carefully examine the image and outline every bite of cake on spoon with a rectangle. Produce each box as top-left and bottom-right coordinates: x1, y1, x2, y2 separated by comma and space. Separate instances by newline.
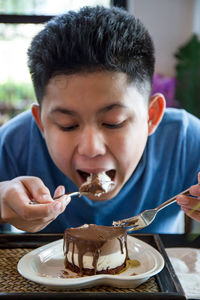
79, 171, 115, 197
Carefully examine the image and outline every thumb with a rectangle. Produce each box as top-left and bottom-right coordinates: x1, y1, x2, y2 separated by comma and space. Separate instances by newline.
53, 185, 65, 199
20, 176, 53, 204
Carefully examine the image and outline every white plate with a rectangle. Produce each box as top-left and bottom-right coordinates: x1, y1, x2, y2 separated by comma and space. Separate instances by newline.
17, 235, 164, 289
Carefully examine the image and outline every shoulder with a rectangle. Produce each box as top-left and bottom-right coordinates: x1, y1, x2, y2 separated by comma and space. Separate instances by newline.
148, 107, 200, 167
156, 108, 200, 140
0, 110, 35, 143
150, 108, 200, 186
0, 110, 47, 179
161, 107, 199, 130
0, 109, 33, 131
0, 110, 42, 161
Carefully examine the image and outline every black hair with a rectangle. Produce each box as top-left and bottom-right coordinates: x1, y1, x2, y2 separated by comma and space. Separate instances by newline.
27, 6, 155, 103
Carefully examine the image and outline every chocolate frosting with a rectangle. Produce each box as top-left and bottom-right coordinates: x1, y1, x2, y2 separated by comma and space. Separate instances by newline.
64, 224, 128, 274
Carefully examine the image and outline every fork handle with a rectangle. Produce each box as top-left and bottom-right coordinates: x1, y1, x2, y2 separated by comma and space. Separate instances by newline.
155, 187, 191, 212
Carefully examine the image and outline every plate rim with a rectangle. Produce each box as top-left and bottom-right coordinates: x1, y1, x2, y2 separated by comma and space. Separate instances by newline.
17, 235, 164, 288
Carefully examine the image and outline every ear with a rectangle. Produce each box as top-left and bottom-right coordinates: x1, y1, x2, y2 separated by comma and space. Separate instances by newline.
31, 103, 44, 134
148, 93, 166, 136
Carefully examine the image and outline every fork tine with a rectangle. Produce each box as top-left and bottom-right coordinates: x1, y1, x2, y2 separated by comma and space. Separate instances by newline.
113, 216, 139, 227
113, 218, 142, 232
126, 217, 146, 231
113, 212, 149, 232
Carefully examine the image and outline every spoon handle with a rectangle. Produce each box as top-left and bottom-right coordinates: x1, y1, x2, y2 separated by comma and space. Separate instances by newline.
53, 191, 79, 200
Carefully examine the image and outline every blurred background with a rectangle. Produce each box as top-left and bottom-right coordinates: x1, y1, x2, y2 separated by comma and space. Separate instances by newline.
0, 0, 199, 232
0, 0, 200, 124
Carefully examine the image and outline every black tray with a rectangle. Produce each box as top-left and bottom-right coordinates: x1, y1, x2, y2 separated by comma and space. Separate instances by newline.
0, 233, 186, 299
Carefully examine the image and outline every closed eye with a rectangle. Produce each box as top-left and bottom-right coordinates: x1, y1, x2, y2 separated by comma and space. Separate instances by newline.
58, 124, 79, 131
102, 121, 126, 129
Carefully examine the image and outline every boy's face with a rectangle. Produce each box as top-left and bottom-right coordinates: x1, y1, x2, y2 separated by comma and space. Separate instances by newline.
32, 72, 159, 201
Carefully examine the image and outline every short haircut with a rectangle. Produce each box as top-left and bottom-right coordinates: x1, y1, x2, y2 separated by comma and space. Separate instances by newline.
27, 6, 155, 104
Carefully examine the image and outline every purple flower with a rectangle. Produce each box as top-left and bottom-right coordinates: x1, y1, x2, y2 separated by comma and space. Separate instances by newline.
152, 74, 179, 107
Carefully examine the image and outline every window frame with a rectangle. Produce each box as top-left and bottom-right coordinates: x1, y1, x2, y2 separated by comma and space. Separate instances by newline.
0, 0, 127, 24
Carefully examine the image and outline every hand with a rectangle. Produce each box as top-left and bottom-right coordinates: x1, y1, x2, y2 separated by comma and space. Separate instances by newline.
177, 172, 200, 222
0, 176, 71, 232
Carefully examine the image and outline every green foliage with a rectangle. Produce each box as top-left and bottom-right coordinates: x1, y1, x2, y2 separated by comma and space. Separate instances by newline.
0, 80, 35, 106
0, 81, 36, 124
0, 0, 43, 15
175, 34, 200, 118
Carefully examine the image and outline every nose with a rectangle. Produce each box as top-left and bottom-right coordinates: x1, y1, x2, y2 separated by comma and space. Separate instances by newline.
77, 126, 106, 158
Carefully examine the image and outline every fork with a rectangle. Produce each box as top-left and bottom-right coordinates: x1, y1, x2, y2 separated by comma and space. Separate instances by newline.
112, 187, 193, 232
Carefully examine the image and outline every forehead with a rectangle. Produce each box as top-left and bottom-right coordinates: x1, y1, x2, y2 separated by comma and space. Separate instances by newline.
46, 71, 127, 94
43, 71, 148, 110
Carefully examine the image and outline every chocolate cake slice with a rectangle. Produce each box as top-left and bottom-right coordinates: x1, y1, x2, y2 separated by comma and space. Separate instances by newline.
63, 224, 128, 275
79, 172, 114, 196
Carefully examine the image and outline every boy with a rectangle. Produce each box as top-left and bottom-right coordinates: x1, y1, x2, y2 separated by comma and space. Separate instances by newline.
0, 6, 199, 233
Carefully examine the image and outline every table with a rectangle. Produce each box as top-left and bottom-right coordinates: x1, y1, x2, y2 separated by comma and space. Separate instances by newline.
0, 233, 193, 299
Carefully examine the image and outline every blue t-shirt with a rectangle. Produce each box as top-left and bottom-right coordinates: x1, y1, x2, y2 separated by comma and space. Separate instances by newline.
0, 108, 199, 233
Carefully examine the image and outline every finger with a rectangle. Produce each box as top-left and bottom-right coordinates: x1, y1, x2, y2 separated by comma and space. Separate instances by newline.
21, 193, 71, 221
54, 195, 71, 214
198, 172, 200, 184
5, 184, 61, 221
2, 178, 70, 224
20, 177, 53, 203
24, 195, 71, 222
24, 195, 71, 230
189, 184, 200, 197
177, 195, 200, 211
181, 206, 200, 223
18, 200, 63, 221
53, 185, 65, 199
10, 215, 57, 232
2, 192, 60, 223
2, 181, 33, 211
1, 204, 18, 223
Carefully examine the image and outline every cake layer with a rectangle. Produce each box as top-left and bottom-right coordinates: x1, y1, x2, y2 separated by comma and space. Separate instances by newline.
65, 242, 127, 271
65, 260, 126, 275
64, 224, 128, 275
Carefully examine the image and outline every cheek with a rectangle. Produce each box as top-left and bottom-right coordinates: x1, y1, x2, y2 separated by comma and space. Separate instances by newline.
112, 124, 148, 171
44, 130, 73, 171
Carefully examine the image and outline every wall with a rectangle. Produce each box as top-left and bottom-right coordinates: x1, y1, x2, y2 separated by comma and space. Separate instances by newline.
128, 0, 195, 76
128, 0, 200, 233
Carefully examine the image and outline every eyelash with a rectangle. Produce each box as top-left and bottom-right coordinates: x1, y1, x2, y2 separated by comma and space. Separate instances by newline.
103, 121, 125, 129
59, 125, 79, 131
58, 121, 126, 131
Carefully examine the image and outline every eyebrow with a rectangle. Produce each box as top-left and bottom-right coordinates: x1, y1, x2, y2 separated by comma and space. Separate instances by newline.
50, 107, 78, 117
50, 103, 127, 116
98, 103, 127, 113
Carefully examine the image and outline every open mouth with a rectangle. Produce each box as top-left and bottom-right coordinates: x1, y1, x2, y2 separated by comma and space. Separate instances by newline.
77, 169, 116, 183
